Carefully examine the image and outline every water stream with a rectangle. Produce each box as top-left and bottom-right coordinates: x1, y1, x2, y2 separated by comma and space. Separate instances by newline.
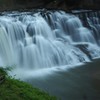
0, 10, 100, 69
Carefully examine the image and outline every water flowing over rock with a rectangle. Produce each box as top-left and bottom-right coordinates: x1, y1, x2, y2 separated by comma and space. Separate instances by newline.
0, 10, 100, 70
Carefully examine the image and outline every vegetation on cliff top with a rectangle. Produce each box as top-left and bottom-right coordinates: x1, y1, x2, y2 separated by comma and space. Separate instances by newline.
0, 68, 56, 100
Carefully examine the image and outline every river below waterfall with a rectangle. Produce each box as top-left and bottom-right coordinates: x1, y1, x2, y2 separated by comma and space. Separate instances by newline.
25, 58, 100, 100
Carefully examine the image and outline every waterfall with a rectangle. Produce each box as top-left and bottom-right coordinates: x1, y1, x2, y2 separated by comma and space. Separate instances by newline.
0, 10, 100, 70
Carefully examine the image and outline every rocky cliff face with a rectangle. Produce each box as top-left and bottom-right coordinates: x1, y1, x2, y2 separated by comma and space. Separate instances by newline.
0, 0, 100, 11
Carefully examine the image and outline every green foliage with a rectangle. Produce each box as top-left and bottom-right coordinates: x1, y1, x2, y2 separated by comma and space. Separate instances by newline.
0, 68, 56, 100
0, 67, 7, 76
0, 65, 15, 76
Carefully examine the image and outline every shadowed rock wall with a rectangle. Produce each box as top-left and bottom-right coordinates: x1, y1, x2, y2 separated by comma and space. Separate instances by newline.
0, 0, 100, 11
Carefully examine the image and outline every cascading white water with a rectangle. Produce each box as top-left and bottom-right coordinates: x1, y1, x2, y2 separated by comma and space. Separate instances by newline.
0, 10, 100, 71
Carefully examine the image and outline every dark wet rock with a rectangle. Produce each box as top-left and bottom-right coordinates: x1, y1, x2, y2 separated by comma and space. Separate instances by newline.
27, 23, 35, 36
74, 44, 92, 60
0, 75, 5, 84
